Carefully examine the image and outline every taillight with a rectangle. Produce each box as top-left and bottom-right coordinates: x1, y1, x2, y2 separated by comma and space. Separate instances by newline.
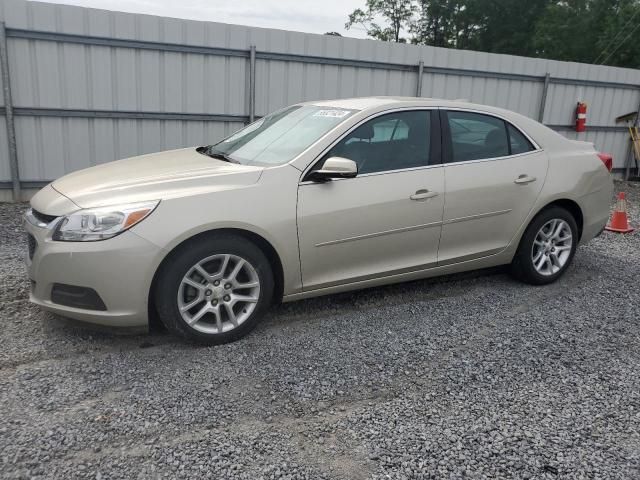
597, 152, 613, 172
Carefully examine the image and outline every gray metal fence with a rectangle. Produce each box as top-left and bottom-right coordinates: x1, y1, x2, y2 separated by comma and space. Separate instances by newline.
1, 0, 639, 201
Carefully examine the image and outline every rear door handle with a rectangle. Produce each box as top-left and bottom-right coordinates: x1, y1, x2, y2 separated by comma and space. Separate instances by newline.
514, 175, 537, 185
410, 189, 439, 201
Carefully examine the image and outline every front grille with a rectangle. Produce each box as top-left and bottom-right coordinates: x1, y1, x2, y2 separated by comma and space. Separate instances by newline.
27, 233, 37, 259
31, 209, 58, 225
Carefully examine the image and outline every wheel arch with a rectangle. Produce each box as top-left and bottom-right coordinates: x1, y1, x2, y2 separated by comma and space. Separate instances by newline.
508, 197, 583, 284
505, 197, 585, 266
535, 198, 584, 241
147, 228, 286, 329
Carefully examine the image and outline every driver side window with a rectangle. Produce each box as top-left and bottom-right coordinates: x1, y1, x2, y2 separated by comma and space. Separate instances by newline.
324, 110, 431, 175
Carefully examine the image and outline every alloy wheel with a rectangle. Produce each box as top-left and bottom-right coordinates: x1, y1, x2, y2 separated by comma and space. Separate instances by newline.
177, 254, 260, 334
531, 219, 573, 276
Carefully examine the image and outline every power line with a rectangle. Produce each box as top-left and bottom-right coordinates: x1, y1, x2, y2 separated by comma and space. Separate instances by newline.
593, 10, 638, 64
593, 7, 640, 64
599, 20, 640, 65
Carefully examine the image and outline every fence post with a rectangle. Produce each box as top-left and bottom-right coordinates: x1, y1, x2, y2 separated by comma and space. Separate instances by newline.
538, 72, 550, 123
416, 60, 424, 97
249, 45, 256, 123
0, 22, 20, 201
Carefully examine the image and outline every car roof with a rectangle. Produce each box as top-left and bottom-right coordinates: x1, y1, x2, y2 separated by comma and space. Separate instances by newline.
304, 96, 475, 111
297, 96, 570, 153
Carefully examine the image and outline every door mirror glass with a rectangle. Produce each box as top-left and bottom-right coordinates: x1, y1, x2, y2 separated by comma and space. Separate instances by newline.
309, 157, 358, 182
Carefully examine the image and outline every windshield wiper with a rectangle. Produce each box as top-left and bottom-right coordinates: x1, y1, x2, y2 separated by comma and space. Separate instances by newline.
196, 146, 240, 163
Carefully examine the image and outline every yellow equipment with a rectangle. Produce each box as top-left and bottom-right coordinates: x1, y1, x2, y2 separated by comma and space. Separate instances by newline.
616, 111, 640, 179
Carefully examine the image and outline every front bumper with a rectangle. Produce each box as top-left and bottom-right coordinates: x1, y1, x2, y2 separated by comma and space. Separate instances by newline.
24, 217, 162, 328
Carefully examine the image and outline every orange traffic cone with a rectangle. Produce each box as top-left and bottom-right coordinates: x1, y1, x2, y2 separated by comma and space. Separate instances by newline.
605, 192, 634, 233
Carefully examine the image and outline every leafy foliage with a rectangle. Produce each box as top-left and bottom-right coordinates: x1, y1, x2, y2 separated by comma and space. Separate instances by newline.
345, 0, 417, 42
346, 0, 640, 68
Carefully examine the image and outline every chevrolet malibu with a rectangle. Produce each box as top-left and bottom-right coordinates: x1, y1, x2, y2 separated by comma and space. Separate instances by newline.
24, 97, 613, 344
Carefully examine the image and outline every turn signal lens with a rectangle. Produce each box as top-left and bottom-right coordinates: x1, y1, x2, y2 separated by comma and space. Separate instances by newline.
123, 209, 153, 228
52, 201, 159, 241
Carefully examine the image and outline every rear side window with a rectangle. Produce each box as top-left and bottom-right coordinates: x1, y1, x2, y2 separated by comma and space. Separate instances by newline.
446, 111, 509, 162
445, 112, 537, 163
508, 124, 535, 154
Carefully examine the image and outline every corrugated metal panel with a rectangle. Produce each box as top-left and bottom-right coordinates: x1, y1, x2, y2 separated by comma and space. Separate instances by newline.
420, 73, 545, 119
0, 117, 8, 180
546, 83, 640, 126
563, 129, 632, 167
14, 117, 238, 181
255, 60, 418, 115
0, 42, 3, 108
0, 0, 639, 187
6, 38, 249, 115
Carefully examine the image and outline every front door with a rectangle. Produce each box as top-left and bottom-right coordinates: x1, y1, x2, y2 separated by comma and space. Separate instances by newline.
297, 110, 445, 291
438, 109, 548, 265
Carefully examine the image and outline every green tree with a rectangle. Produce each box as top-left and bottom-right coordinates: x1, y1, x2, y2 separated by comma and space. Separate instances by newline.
347, 0, 640, 68
345, 0, 417, 42
534, 0, 640, 67
533, 0, 598, 63
411, 0, 466, 48
466, 0, 551, 56
594, 0, 640, 67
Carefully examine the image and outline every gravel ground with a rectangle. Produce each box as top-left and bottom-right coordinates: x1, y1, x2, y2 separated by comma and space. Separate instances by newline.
1, 182, 639, 479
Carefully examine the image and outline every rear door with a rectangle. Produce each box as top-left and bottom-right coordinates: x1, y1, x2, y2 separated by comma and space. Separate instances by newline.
438, 109, 548, 265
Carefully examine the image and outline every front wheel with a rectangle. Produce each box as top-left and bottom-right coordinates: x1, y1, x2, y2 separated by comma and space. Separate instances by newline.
155, 234, 274, 344
510, 206, 578, 285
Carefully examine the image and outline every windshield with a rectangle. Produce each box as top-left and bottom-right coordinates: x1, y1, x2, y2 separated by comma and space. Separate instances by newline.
208, 105, 357, 166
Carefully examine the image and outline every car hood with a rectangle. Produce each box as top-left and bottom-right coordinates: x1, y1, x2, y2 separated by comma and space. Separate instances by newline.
50, 148, 264, 209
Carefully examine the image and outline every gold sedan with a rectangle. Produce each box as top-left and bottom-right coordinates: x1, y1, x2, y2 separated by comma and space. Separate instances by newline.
24, 97, 614, 344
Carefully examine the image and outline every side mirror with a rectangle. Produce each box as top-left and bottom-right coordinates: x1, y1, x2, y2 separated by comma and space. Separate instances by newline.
308, 157, 358, 182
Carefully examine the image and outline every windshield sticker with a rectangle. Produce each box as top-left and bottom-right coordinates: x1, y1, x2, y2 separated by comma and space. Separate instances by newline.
312, 110, 351, 119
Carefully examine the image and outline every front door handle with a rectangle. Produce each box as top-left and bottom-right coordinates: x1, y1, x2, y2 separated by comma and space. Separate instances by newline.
410, 189, 439, 201
514, 174, 537, 185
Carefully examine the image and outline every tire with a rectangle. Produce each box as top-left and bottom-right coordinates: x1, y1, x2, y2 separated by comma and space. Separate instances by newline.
155, 233, 274, 345
510, 206, 578, 285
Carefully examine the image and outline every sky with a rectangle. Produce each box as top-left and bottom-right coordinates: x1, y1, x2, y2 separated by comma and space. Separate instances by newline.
41, 0, 371, 38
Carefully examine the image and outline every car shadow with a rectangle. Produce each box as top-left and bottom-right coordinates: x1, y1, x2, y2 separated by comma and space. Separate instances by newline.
264, 265, 508, 325
36, 265, 509, 352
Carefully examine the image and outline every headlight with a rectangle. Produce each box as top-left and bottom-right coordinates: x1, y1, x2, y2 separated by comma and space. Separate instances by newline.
52, 201, 159, 241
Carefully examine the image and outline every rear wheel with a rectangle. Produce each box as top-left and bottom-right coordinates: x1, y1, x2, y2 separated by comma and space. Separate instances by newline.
510, 206, 578, 285
155, 234, 273, 344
